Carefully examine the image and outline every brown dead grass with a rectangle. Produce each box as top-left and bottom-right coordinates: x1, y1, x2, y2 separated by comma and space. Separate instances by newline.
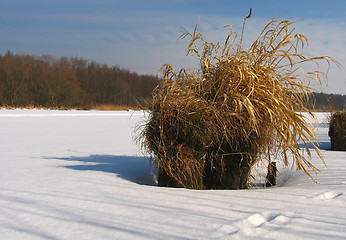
140, 17, 339, 189
329, 111, 346, 151
92, 104, 141, 111
0, 104, 141, 111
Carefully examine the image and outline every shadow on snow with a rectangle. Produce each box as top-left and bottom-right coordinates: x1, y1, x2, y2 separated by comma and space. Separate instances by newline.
50, 155, 158, 186
47, 139, 330, 189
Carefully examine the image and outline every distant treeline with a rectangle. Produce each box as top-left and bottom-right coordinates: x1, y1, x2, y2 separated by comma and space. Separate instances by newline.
0, 51, 345, 110
309, 92, 346, 111
0, 51, 159, 109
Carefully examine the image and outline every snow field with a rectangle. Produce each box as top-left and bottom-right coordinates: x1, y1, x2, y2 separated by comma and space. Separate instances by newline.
0, 109, 345, 239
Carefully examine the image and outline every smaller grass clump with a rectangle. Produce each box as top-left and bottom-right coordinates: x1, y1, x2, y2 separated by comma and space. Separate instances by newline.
329, 111, 346, 151
140, 17, 338, 189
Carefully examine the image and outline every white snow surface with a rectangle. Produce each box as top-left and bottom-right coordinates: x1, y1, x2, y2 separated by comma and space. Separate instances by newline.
1, 109, 345, 239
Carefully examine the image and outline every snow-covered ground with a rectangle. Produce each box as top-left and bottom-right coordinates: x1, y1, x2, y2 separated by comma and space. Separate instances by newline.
1, 109, 345, 239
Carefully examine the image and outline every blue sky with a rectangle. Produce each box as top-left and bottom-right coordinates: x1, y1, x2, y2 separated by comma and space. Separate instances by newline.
1, 0, 345, 94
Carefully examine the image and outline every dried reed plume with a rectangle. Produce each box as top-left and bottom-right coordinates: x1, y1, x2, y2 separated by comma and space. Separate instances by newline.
141, 18, 338, 189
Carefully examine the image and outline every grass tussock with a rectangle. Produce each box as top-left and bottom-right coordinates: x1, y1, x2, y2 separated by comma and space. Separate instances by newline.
329, 111, 346, 151
140, 17, 338, 189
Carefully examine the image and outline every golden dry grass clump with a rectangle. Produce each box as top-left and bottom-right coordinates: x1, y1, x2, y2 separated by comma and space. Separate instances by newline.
141, 18, 337, 189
